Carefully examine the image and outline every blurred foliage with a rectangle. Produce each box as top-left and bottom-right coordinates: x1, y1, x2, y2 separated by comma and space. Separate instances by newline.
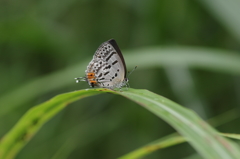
1, 0, 240, 159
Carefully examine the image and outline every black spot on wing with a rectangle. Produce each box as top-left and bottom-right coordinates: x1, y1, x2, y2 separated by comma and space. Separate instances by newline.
103, 65, 111, 70
112, 60, 118, 65
98, 73, 102, 78
95, 67, 102, 74
106, 52, 116, 61
104, 71, 110, 76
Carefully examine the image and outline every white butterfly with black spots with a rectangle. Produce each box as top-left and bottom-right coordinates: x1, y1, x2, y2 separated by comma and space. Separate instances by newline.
75, 39, 132, 90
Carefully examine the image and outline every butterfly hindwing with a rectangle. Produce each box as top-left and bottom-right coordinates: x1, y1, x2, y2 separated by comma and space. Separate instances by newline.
85, 39, 126, 88
75, 39, 128, 89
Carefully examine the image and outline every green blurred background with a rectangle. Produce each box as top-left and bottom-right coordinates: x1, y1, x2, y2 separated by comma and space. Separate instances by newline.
1, 0, 240, 158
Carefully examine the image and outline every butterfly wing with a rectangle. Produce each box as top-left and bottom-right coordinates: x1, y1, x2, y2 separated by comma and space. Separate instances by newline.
85, 39, 127, 88
107, 39, 127, 78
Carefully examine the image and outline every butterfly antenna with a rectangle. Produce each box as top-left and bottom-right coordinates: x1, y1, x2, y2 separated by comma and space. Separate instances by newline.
127, 66, 137, 77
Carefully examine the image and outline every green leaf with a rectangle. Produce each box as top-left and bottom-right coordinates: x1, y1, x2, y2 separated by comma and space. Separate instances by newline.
119, 108, 240, 159
118, 132, 240, 159
0, 89, 104, 159
117, 89, 240, 159
1, 88, 240, 159
118, 133, 185, 159
1, 47, 240, 118
220, 133, 240, 140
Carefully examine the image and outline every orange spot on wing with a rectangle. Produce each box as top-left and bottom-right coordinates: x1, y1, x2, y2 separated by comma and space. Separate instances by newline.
87, 72, 95, 79
89, 80, 97, 84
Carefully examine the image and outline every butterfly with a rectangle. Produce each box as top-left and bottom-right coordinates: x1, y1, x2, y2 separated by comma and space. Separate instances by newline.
75, 39, 135, 90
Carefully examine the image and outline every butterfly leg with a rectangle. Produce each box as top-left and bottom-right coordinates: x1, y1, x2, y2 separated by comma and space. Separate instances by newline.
75, 77, 86, 83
